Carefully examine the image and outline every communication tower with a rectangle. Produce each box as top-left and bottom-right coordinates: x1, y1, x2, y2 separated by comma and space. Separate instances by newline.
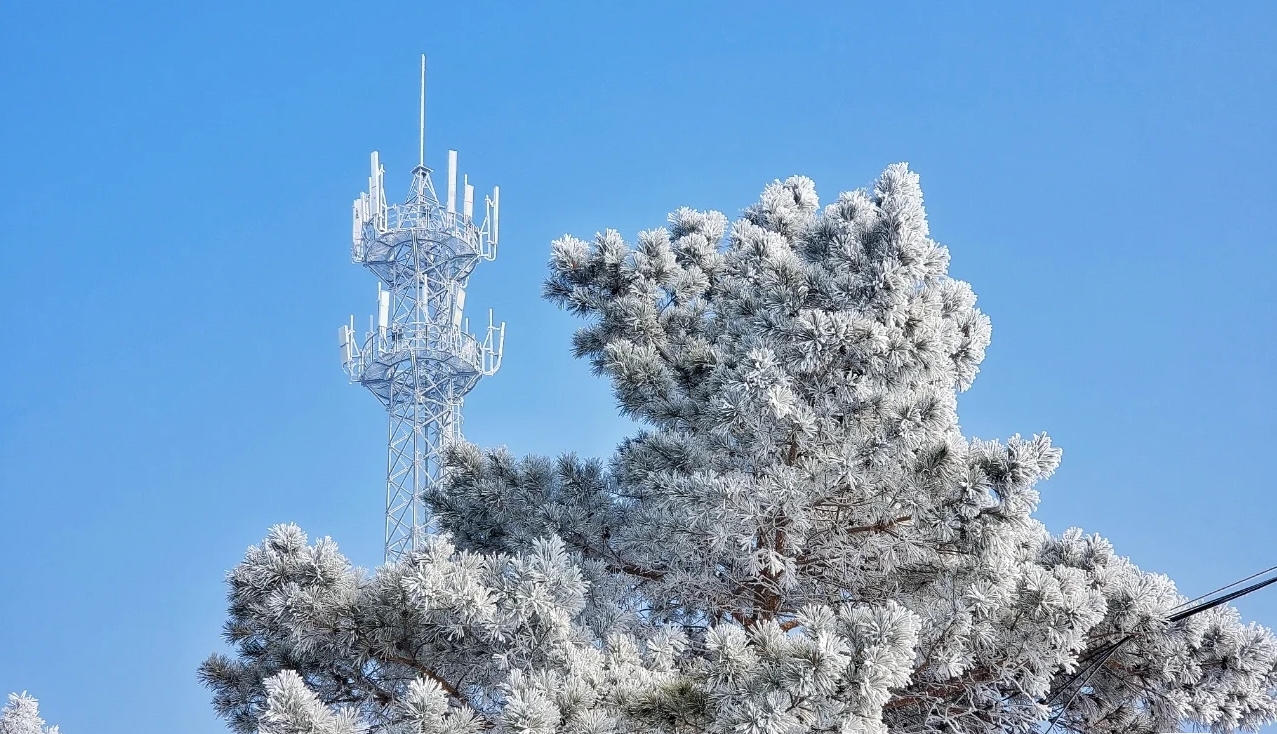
340, 57, 504, 561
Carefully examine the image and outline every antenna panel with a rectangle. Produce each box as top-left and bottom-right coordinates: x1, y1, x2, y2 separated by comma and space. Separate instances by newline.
447, 150, 458, 214
491, 186, 500, 244
352, 199, 363, 245
452, 287, 466, 329
338, 325, 356, 366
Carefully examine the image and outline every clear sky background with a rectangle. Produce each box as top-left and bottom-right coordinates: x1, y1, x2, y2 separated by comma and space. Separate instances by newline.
2, 2, 1275, 732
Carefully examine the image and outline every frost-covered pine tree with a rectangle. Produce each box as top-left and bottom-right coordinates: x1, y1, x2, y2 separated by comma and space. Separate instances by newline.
1, 693, 59, 734
203, 165, 1277, 734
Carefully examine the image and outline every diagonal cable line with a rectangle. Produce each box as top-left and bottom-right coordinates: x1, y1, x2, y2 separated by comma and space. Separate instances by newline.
1167, 564, 1277, 615
1040, 564, 1277, 733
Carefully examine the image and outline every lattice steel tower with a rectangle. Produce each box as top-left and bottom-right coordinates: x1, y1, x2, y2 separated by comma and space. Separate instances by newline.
340, 57, 504, 561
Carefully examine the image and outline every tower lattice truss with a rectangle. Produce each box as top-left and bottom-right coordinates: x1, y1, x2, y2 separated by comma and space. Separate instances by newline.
340, 148, 503, 561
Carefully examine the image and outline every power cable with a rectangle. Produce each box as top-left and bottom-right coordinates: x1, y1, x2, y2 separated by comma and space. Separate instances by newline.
1041, 564, 1277, 733
1167, 564, 1277, 615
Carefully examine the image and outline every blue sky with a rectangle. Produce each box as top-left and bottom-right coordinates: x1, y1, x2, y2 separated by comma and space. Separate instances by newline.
2, 2, 1275, 732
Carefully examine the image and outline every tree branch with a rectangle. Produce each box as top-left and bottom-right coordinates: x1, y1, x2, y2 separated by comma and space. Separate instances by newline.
844, 515, 913, 534
383, 653, 471, 709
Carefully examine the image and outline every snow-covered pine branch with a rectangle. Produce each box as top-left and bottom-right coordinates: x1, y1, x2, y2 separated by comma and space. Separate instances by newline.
1, 693, 59, 734
205, 166, 1277, 734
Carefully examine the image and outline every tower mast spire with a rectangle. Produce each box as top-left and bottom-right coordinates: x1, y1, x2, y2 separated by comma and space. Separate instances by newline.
418, 54, 426, 169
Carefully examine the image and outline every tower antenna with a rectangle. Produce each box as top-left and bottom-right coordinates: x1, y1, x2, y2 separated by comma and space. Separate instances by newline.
341, 64, 505, 562
418, 55, 426, 168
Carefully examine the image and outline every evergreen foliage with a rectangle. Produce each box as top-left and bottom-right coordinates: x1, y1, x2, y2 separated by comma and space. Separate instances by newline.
1, 693, 59, 734
202, 165, 1277, 733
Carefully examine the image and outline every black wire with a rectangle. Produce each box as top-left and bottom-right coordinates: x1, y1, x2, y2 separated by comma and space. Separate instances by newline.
1039, 564, 1277, 733
1168, 574, 1277, 623
1168, 564, 1277, 615
1043, 639, 1129, 734
1043, 636, 1132, 707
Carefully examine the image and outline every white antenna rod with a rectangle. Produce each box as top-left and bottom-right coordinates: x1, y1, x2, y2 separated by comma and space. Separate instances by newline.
418, 55, 426, 168
492, 186, 500, 244
352, 199, 362, 245
447, 150, 457, 213
377, 284, 390, 338
463, 175, 474, 219
370, 151, 383, 228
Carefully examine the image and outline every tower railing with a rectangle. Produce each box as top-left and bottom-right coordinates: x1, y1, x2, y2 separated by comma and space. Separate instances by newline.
352, 169, 500, 265
339, 317, 504, 380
